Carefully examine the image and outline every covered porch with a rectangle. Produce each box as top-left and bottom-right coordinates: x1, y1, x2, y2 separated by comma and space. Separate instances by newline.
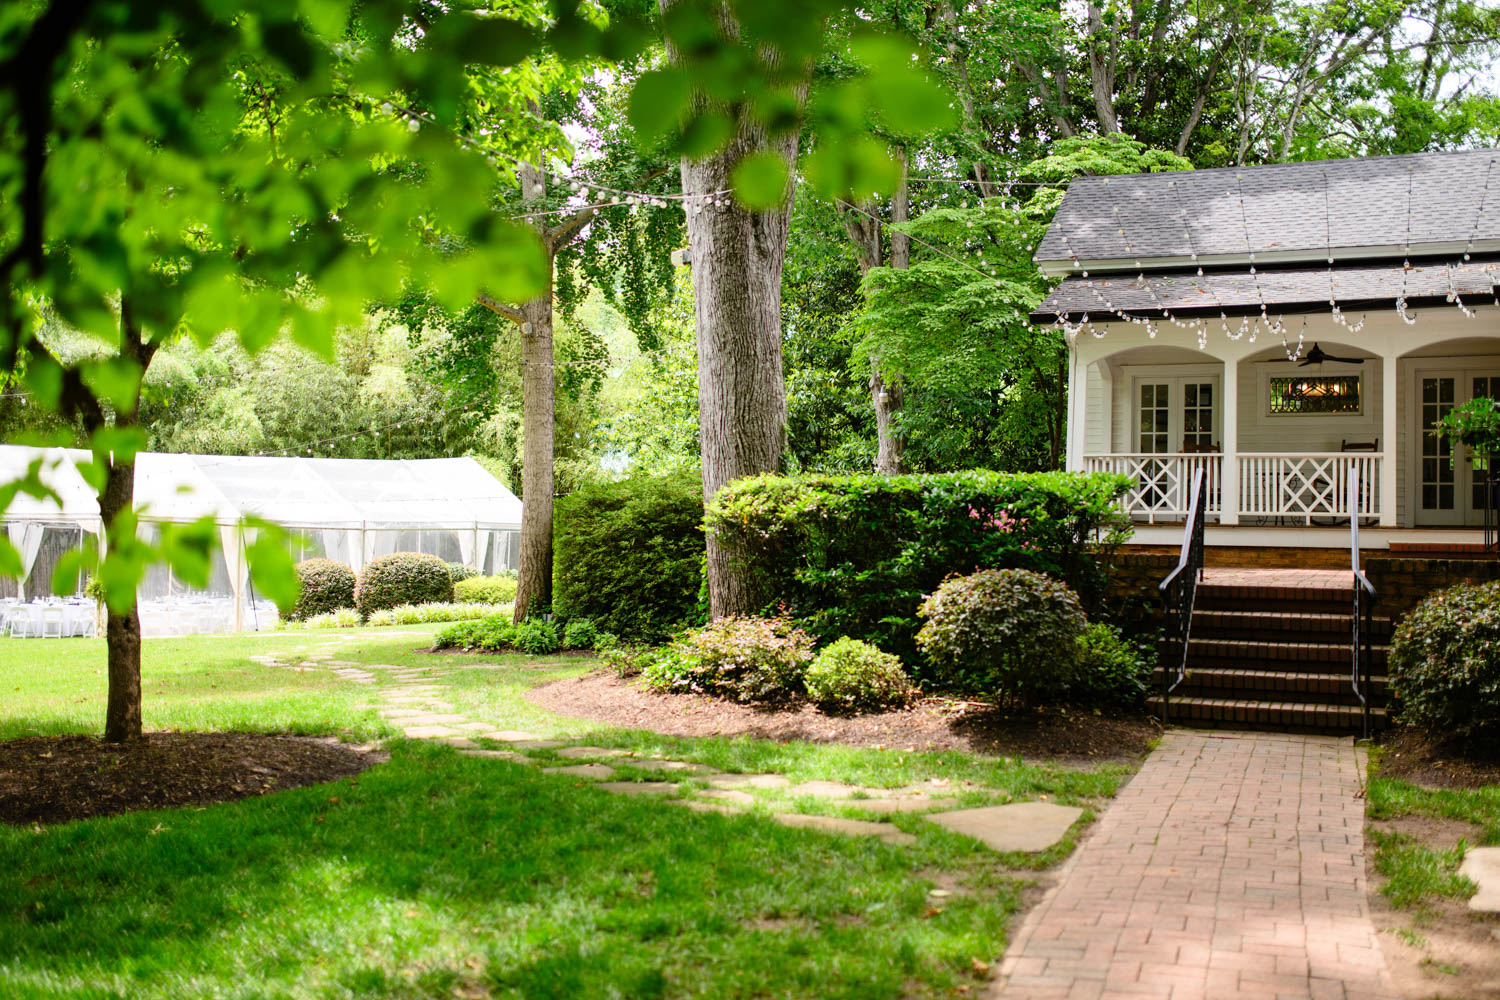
1065, 311, 1500, 532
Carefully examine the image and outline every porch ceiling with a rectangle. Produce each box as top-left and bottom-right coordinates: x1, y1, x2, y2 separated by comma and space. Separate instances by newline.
1032, 260, 1500, 322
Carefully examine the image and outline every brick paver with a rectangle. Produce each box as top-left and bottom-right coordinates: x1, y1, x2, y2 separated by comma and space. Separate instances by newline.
995, 731, 1397, 1000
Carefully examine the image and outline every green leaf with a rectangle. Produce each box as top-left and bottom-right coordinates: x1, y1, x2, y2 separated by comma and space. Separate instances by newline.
160, 518, 217, 589
440, 13, 540, 67
629, 68, 692, 142
245, 524, 300, 612
676, 111, 733, 158
297, 0, 350, 40
80, 357, 144, 412
730, 152, 791, 209
51, 544, 97, 597
0, 536, 23, 579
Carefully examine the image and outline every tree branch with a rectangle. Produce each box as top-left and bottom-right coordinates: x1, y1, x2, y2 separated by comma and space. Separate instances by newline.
475, 292, 525, 325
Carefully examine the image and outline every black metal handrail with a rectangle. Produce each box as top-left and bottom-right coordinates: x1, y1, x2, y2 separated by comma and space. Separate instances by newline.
1157, 467, 1206, 725
1349, 472, 1375, 740
1485, 461, 1498, 554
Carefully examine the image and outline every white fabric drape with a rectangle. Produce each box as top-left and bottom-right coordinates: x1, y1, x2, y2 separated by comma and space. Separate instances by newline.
9, 522, 44, 583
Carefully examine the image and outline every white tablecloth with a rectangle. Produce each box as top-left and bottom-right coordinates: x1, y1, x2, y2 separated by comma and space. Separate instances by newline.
4, 602, 95, 637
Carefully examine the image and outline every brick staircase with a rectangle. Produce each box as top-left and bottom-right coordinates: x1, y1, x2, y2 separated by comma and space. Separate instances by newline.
1147, 570, 1390, 733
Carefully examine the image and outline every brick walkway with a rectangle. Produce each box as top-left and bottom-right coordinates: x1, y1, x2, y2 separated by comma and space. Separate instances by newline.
995, 731, 1397, 1000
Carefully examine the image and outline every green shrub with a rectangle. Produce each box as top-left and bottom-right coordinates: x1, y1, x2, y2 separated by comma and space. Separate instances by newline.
563, 618, 599, 650
454, 574, 519, 604
601, 644, 656, 678
282, 559, 356, 621
805, 638, 915, 713
642, 616, 815, 702
1073, 622, 1154, 711
448, 563, 478, 584
434, 616, 516, 651
301, 607, 361, 629
916, 569, 1086, 708
293, 602, 506, 629
355, 552, 455, 618
553, 472, 707, 641
705, 471, 1131, 663
1389, 582, 1500, 746
515, 619, 560, 655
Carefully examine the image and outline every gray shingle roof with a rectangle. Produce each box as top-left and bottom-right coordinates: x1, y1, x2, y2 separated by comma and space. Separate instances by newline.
1034, 149, 1500, 268
1032, 261, 1500, 320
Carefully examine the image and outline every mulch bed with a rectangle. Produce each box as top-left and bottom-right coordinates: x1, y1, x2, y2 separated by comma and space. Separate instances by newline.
529, 669, 1160, 763
1374, 725, 1500, 788
0, 732, 383, 827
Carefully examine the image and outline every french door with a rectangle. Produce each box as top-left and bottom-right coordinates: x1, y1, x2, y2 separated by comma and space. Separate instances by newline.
1416, 370, 1500, 526
1135, 377, 1219, 454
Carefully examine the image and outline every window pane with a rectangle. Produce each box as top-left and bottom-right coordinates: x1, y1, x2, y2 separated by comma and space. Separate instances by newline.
1199, 384, 1213, 405
1267, 375, 1361, 414
1185, 384, 1197, 406
1423, 378, 1437, 404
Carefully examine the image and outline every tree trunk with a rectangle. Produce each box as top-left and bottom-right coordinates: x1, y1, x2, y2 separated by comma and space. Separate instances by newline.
511, 178, 555, 623
99, 449, 142, 742
871, 155, 909, 475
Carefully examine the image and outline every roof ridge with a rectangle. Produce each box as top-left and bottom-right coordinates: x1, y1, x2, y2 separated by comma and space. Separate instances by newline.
1066, 146, 1500, 187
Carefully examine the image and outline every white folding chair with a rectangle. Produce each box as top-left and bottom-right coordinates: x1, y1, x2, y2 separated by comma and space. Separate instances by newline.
41, 608, 65, 639
7, 609, 35, 638
70, 611, 93, 637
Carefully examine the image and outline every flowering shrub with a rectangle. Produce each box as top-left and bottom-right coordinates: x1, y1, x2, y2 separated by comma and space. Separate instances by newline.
705, 471, 1130, 663
1390, 581, 1500, 746
281, 559, 356, 621
355, 552, 455, 618
642, 616, 816, 702
916, 569, 1086, 708
804, 637, 915, 713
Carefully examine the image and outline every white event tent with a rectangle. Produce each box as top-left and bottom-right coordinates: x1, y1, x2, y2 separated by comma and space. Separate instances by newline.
0, 446, 522, 635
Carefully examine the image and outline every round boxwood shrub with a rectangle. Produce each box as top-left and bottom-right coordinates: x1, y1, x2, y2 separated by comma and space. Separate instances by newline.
1389, 581, 1500, 746
916, 568, 1086, 708
282, 558, 356, 621
805, 637, 915, 713
642, 616, 815, 703
1072, 621, 1154, 711
355, 552, 455, 618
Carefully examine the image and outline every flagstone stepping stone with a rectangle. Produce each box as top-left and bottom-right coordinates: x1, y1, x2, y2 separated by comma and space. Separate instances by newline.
402, 713, 469, 725
542, 763, 616, 780
486, 730, 548, 742
454, 722, 495, 732
326, 660, 362, 666
555, 746, 631, 759
925, 801, 1083, 853
460, 749, 533, 764
379, 709, 429, 719
674, 800, 741, 815
597, 782, 678, 797
509, 740, 567, 750
442, 736, 479, 749
706, 773, 790, 790
1460, 847, 1500, 912
699, 789, 756, 807
774, 813, 916, 846
626, 759, 716, 774
381, 696, 434, 705
403, 725, 461, 739
785, 780, 877, 799
844, 797, 961, 814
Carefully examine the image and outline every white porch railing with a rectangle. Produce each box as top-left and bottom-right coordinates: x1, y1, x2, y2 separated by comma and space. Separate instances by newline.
1237, 453, 1382, 523
1085, 452, 1384, 524
1082, 454, 1223, 524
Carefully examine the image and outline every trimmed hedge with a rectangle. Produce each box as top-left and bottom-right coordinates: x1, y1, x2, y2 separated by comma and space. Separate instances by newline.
554, 471, 707, 641
282, 558, 356, 621
706, 471, 1131, 662
355, 552, 455, 617
1390, 581, 1500, 746
455, 574, 518, 604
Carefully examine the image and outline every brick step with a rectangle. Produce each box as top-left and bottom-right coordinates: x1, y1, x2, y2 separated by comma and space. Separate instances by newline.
1183, 638, 1388, 672
1153, 667, 1387, 705
1146, 695, 1387, 733
1193, 585, 1352, 616
1189, 609, 1393, 644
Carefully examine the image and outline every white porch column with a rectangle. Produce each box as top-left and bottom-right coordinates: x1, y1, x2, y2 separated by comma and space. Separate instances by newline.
1220, 356, 1240, 525
1065, 342, 1085, 471
1380, 352, 1399, 527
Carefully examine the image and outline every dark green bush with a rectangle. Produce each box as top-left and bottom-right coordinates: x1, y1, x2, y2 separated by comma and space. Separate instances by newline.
454, 574, 518, 604
916, 569, 1086, 708
515, 619, 560, 655
1390, 582, 1500, 746
805, 637, 915, 713
642, 616, 815, 703
553, 472, 707, 642
282, 558, 356, 621
705, 471, 1131, 664
1073, 621, 1154, 711
447, 563, 478, 584
563, 618, 599, 650
355, 552, 455, 618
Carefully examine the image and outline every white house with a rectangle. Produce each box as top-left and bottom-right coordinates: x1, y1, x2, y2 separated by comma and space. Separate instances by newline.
1032, 148, 1500, 549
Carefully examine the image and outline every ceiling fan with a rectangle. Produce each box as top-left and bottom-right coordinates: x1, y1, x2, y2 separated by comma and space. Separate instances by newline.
1275, 342, 1367, 367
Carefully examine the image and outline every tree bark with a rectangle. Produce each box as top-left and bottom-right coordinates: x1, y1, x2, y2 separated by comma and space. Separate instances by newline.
511, 161, 555, 623
99, 453, 142, 742
671, 11, 805, 618
1086, 3, 1121, 133
872, 155, 909, 475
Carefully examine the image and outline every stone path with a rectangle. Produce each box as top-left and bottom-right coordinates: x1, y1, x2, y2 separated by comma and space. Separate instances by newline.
995, 731, 1397, 1000
245, 637, 1084, 854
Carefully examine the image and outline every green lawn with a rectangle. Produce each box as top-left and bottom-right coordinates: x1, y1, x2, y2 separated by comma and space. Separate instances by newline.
1365, 768, 1498, 911
0, 628, 1135, 999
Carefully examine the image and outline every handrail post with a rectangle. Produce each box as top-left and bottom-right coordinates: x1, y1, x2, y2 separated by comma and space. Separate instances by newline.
1158, 468, 1207, 727
1349, 472, 1375, 740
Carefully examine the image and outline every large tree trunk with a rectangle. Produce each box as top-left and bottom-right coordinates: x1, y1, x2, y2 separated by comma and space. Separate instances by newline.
512, 163, 555, 622
99, 447, 142, 742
